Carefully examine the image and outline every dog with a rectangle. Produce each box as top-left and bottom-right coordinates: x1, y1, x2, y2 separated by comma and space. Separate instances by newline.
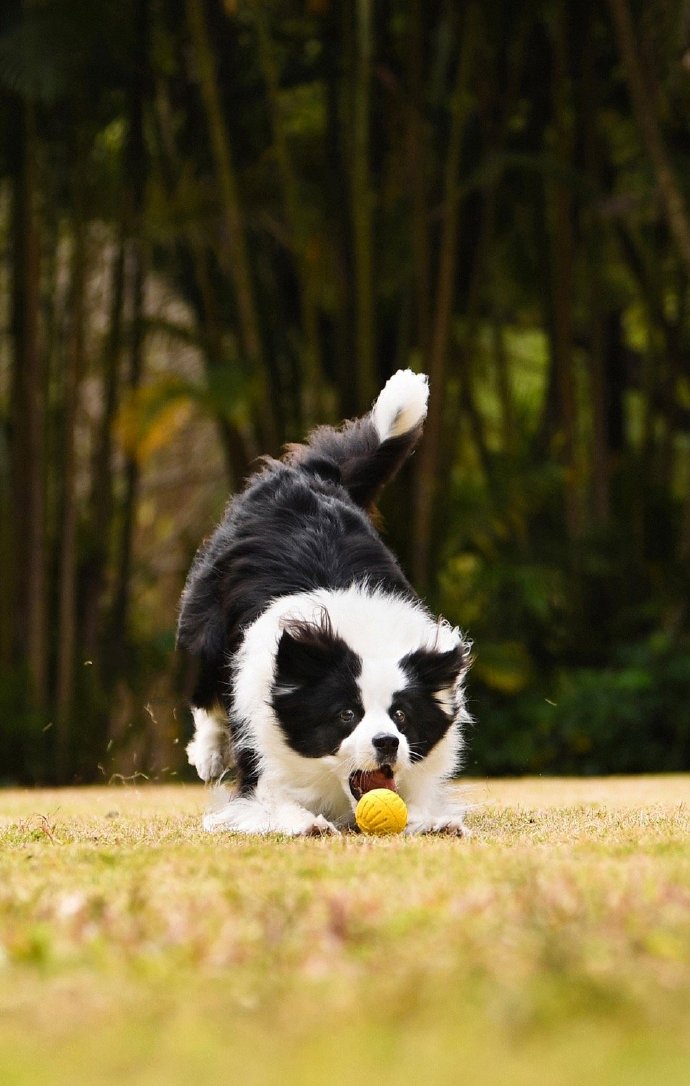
177, 369, 471, 835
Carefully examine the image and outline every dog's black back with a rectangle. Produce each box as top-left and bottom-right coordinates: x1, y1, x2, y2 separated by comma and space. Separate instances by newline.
176, 407, 422, 720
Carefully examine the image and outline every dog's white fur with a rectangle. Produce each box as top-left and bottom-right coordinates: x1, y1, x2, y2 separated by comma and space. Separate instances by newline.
372, 369, 429, 441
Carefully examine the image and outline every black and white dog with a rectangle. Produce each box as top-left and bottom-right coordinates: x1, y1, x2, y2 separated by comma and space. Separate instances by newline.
177, 370, 471, 835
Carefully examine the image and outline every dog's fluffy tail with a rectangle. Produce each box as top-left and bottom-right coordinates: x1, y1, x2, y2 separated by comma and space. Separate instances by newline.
286, 369, 429, 510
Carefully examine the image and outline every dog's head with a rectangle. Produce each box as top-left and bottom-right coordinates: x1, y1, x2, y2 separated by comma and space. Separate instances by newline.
270, 607, 470, 807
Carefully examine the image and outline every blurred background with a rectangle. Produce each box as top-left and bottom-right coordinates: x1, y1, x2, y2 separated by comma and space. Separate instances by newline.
1, 0, 689, 785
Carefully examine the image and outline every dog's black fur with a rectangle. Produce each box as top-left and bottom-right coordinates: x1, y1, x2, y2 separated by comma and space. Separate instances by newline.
176, 408, 422, 791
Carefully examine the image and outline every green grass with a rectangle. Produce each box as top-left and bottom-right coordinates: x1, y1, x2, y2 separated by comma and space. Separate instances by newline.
1, 778, 689, 1085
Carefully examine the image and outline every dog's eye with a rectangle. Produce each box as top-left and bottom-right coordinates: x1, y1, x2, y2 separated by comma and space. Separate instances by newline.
392, 707, 407, 726
339, 709, 355, 724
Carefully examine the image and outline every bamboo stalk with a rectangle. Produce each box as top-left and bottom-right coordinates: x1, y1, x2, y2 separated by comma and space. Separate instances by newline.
351, 0, 376, 409
10, 97, 47, 705
413, 5, 479, 589
109, 238, 146, 661
55, 210, 88, 778
109, 0, 149, 682
252, 3, 325, 423
82, 227, 126, 659
606, 0, 690, 277
153, 78, 255, 482
546, 0, 581, 540
186, 0, 276, 446
407, 0, 431, 357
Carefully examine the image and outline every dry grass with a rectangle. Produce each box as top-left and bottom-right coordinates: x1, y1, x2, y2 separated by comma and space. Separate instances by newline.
1, 777, 689, 1085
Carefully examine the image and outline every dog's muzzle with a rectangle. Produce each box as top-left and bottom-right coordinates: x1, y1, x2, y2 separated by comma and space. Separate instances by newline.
349, 764, 397, 801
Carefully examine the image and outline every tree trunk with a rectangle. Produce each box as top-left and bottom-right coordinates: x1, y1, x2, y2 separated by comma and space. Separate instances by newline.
109, 240, 146, 664
582, 5, 610, 527
607, 0, 690, 277
152, 76, 255, 484
413, 5, 479, 590
186, 0, 276, 447
108, 0, 149, 686
55, 212, 87, 779
545, 1, 581, 540
82, 228, 126, 659
0, 406, 11, 672
253, 5, 325, 425
350, 0, 376, 409
406, 0, 431, 360
10, 98, 47, 705
323, 3, 356, 419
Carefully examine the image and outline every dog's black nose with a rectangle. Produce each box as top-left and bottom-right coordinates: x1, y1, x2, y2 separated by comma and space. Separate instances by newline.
372, 733, 400, 762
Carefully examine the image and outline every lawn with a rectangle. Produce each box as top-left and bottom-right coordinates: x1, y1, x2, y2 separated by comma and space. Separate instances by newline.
1, 777, 689, 1086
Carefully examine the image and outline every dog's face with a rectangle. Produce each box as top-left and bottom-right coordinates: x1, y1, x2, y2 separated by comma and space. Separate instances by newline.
270, 614, 468, 807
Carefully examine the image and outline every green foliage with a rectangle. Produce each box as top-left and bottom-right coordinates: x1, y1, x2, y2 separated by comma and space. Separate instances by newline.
469, 638, 690, 776
0, 1, 134, 104
3, 0, 690, 781
554, 639, 690, 772
0, 667, 52, 787
434, 364, 690, 774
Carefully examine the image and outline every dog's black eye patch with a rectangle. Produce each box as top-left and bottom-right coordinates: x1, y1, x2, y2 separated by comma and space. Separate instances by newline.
387, 687, 451, 760
393, 644, 466, 759
271, 614, 363, 757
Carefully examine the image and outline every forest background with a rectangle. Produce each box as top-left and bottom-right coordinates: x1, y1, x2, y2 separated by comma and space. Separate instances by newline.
2, 0, 690, 785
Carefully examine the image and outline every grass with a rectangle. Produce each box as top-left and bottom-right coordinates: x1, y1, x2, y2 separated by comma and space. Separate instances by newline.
1, 777, 689, 1085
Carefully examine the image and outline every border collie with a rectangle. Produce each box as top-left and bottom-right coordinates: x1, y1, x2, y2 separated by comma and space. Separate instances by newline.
177, 370, 471, 835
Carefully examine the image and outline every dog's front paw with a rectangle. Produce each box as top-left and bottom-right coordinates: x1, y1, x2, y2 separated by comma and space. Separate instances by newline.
302, 815, 339, 837
406, 814, 468, 837
186, 739, 229, 783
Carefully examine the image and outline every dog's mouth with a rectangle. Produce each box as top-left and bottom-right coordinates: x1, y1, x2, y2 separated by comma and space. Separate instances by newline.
349, 765, 397, 802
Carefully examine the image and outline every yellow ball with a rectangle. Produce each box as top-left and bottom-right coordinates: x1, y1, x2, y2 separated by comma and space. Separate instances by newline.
355, 789, 408, 835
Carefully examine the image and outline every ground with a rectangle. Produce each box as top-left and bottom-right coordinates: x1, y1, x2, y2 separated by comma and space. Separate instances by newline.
1, 777, 689, 1085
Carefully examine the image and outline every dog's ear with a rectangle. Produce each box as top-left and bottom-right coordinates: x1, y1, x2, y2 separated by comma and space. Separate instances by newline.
402, 643, 469, 693
275, 614, 349, 687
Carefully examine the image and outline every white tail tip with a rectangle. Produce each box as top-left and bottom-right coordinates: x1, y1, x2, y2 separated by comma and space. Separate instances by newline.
371, 369, 429, 442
